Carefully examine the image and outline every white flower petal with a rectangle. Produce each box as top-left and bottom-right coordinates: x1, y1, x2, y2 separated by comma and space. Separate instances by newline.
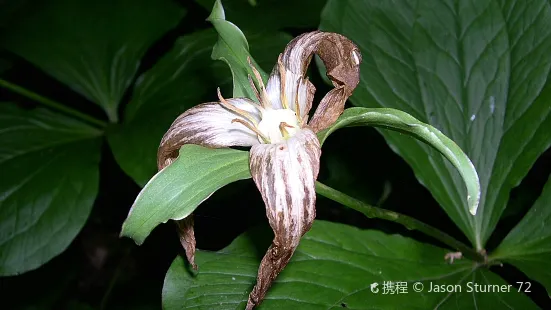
247, 128, 321, 309
158, 98, 261, 169
265, 66, 315, 119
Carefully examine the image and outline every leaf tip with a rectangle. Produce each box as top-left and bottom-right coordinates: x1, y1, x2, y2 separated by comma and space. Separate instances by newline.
119, 227, 145, 246
207, 0, 226, 22
468, 193, 480, 216
467, 160, 481, 216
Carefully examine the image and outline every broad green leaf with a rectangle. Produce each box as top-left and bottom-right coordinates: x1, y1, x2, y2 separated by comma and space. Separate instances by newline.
163, 220, 536, 309
120, 145, 250, 244
0, 103, 101, 275
318, 107, 480, 216
492, 174, 551, 294
208, 0, 269, 100
0, 0, 185, 122
107, 29, 291, 186
196, 0, 326, 31
320, 0, 551, 249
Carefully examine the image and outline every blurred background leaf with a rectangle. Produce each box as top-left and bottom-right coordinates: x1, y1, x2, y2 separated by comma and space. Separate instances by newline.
319, 0, 551, 250
163, 220, 537, 309
0, 103, 102, 275
107, 30, 216, 186
0, 0, 185, 122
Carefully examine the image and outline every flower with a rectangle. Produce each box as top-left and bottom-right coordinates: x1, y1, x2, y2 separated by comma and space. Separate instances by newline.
157, 31, 361, 309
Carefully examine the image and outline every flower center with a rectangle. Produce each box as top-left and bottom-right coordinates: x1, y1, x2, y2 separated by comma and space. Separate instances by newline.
257, 108, 299, 143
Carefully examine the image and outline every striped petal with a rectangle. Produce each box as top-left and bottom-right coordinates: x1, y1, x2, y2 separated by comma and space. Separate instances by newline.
157, 98, 261, 170
265, 59, 315, 124
247, 129, 321, 309
281, 31, 362, 132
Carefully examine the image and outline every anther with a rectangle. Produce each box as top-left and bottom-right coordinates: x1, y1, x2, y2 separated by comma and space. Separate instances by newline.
247, 57, 271, 109
217, 88, 258, 126
231, 118, 269, 143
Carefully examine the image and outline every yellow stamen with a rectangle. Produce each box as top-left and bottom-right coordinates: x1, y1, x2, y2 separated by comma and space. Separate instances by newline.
217, 88, 259, 126
247, 57, 271, 109
232, 118, 269, 143
279, 122, 295, 139
248, 74, 261, 102
294, 77, 303, 124
277, 55, 289, 109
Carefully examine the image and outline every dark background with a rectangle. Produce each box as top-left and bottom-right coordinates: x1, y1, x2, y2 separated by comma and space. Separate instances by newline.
0, 0, 550, 309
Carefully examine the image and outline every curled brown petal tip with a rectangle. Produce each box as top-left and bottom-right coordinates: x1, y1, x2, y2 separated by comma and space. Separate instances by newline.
307, 86, 347, 133
281, 31, 362, 132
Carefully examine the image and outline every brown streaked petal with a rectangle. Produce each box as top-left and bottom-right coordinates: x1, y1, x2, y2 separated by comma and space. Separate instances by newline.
265, 58, 316, 119
307, 86, 346, 133
157, 98, 261, 170
247, 129, 321, 309
281, 31, 362, 131
175, 216, 197, 270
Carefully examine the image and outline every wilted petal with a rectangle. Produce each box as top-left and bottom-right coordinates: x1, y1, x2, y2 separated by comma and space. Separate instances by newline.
247, 129, 321, 309
157, 98, 261, 170
265, 60, 315, 122
307, 86, 346, 132
176, 216, 197, 270
281, 31, 362, 132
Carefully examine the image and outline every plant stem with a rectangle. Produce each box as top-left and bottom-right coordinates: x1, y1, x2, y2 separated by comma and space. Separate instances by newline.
0, 78, 108, 128
315, 181, 486, 263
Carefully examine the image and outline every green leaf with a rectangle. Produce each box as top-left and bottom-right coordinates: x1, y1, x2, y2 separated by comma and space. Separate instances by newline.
492, 174, 551, 294
207, 0, 268, 99
196, 0, 326, 31
318, 107, 480, 216
320, 0, 551, 249
163, 220, 536, 309
120, 145, 250, 244
0, 103, 101, 275
0, 0, 185, 122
